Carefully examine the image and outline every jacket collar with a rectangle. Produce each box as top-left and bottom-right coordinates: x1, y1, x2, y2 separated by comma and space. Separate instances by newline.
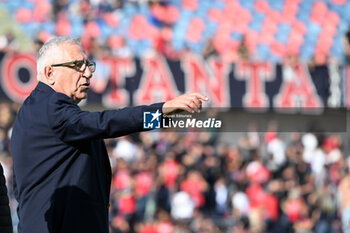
35, 81, 56, 94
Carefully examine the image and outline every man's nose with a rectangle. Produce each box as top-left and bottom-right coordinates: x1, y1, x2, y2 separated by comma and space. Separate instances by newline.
83, 66, 93, 79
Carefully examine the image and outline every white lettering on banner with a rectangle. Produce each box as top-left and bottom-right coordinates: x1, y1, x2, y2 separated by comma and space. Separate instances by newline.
235, 62, 275, 108
0, 53, 336, 109
135, 53, 178, 105
101, 56, 133, 107
182, 54, 230, 107
327, 61, 342, 107
274, 63, 323, 109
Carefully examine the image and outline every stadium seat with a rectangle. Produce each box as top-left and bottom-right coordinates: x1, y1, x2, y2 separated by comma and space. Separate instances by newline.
15, 8, 33, 23
331, 0, 346, 5
255, 0, 270, 13
103, 13, 119, 28
182, 0, 198, 11
257, 44, 270, 60
310, 2, 328, 24
249, 12, 265, 32
268, 0, 284, 11
32, 0, 51, 22
271, 41, 286, 58
56, 14, 71, 36
186, 17, 205, 43
84, 21, 101, 39
208, 8, 223, 22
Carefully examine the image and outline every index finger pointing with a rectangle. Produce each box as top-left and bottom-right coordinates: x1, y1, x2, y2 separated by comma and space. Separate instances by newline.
190, 93, 209, 101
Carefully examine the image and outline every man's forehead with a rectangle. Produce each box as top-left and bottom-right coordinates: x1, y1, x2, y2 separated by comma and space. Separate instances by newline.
60, 43, 87, 60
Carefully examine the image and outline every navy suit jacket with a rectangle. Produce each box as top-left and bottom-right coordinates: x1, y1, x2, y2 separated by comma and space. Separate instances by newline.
11, 82, 163, 233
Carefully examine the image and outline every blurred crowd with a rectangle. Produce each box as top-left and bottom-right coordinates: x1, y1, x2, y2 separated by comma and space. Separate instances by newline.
0, 102, 348, 233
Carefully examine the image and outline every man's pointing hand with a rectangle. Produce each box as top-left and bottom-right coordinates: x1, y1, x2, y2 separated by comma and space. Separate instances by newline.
162, 93, 209, 115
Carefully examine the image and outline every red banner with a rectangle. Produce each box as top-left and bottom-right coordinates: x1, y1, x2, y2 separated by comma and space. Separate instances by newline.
0, 52, 344, 110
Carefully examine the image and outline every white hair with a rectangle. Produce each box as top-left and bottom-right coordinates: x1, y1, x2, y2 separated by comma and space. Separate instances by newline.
36, 36, 81, 80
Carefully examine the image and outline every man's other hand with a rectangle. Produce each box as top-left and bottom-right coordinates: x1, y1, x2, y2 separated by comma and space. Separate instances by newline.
162, 93, 209, 115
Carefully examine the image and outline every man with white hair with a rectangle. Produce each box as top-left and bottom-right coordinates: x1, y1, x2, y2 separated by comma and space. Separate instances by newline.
11, 36, 207, 233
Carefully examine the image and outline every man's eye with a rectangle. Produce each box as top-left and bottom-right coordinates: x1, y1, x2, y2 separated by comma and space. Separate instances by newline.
76, 61, 84, 68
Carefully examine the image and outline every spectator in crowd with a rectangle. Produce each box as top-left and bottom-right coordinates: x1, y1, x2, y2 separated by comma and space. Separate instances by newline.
53, 0, 69, 20
33, 39, 44, 53
345, 29, 350, 63
0, 32, 18, 53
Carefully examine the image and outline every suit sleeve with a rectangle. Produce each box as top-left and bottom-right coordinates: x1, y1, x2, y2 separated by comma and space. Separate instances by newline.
47, 93, 164, 143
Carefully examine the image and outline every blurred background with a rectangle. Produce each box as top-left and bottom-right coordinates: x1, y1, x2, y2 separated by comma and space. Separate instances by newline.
0, 0, 350, 232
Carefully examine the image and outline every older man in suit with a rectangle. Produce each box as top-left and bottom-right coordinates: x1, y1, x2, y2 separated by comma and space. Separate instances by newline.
11, 36, 207, 233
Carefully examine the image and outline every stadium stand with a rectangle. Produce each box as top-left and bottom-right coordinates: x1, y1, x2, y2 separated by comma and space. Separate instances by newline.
0, 0, 350, 63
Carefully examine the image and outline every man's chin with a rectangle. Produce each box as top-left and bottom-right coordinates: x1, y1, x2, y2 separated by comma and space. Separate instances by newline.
74, 94, 87, 104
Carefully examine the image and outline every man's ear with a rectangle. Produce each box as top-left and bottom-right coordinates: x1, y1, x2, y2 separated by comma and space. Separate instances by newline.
44, 66, 55, 85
